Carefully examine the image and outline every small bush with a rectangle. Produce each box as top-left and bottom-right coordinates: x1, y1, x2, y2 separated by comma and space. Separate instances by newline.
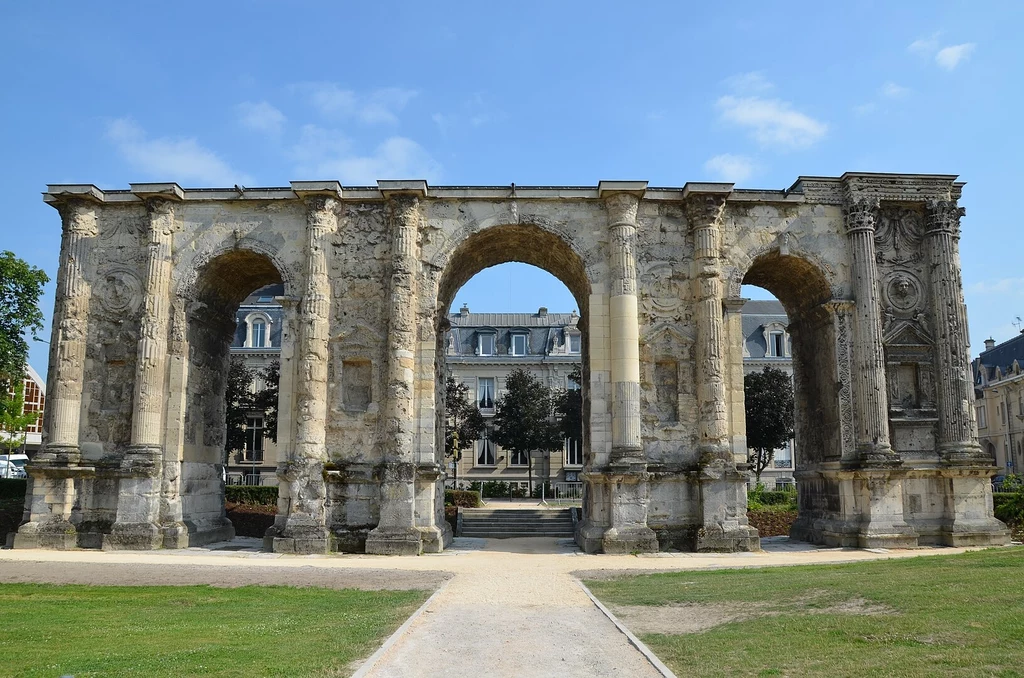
530, 482, 554, 499
444, 489, 481, 508
0, 478, 28, 501
748, 484, 797, 511
225, 485, 278, 506
994, 491, 1024, 526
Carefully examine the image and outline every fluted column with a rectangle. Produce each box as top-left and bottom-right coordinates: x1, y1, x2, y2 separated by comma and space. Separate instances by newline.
271, 194, 335, 554
44, 200, 97, 458
686, 194, 730, 459
14, 199, 96, 550
605, 192, 643, 462
926, 199, 984, 462
366, 190, 424, 555
842, 198, 898, 465
130, 199, 175, 454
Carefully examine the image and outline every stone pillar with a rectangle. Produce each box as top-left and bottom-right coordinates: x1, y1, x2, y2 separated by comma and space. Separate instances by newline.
14, 199, 96, 549
104, 198, 175, 550
925, 200, 985, 462
365, 188, 425, 555
723, 298, 749, 461
842, 198, 899, 466
159, 295, 190, 547
925, 200, 1007, 545
606, 193, 643, 463
686, 191, 759, 552
578, 186, 657, 554
270, 194, 335, 554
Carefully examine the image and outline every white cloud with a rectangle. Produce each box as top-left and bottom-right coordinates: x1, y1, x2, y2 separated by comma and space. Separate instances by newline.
715, 95, 827, 150
106, 118, 252, 186
237, 101, 286, 135
908, 33, 941, 55
723, 71, 774, 95
297, 83, 418, 124
703, 154, 755, 184
881, 82, 910, 99
969, 278, 1024, 296
291, 125, 440, 184
936, 43, 975, 70
854, 102, 878, 116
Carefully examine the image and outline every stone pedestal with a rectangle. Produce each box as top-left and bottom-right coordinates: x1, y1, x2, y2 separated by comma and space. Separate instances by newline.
102, 449, 165, 550
13, 451, 87, 550
696, 456, 760, 552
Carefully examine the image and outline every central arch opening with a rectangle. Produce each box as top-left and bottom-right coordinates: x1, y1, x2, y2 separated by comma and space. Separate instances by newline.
434, 224, 591, 542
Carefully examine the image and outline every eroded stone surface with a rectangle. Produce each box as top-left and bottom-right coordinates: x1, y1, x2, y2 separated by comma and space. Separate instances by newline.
15, 175, 1009, 554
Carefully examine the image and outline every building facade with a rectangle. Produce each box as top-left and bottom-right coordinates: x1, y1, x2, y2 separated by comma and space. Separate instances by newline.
446, 305, 583, 493
226, 284, 285, 485
1, 366, 46, 455
972, 332, 1024, 479
740, 299, 795, 489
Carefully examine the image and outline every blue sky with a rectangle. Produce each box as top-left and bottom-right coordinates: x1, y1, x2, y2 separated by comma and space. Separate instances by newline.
3, 1, 1022, 376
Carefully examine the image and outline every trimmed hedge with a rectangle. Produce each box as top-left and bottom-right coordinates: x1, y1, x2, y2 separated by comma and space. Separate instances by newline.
994, 491, 1024, 525
0, 478, 28, 501
444, 489, 481, 508
225, 485, 278, 506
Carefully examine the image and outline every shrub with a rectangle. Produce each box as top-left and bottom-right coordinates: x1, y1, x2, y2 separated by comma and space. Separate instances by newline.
444, 489, 481, 508
994, 491, 1024, 526
530, 482, 554, 499
748, 484, 797, 511
0, 478, 28, 501
225, 485, 278, 506
225, 502, 276, 538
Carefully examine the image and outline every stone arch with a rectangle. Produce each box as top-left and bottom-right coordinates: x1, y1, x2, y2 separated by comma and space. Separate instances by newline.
176, 248, 289, 545
428, 222, 596, 512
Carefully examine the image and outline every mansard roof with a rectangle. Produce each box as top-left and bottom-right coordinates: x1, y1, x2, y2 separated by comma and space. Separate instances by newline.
974, 332, 1024, 385
447, 310, 579, 358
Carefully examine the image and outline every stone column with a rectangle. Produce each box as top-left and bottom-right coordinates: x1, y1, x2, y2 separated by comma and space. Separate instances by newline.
14, 199, 96, 549
842, 198, 898, 466
159, 295, 190, 548
605, 192, 643, 463
366, 189, 424, 555
686, 191, 758, 552
104, 198, 176, 550
270, 194, 335, 554
687, 195, 731, 460
925, 200, 984, 462
722, 297, 749, 461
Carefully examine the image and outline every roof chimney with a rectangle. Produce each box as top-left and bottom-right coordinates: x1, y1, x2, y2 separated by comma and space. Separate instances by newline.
538, 306, 547, 317
984, 338, 996, 351
459, 303, 469, 317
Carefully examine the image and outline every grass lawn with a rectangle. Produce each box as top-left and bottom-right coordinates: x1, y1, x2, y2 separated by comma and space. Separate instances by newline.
0, 584, 429, 677
585, 547, 1024, 677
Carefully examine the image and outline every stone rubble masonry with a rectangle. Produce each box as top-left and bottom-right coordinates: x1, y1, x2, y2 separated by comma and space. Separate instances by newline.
13, 173, 1009, 554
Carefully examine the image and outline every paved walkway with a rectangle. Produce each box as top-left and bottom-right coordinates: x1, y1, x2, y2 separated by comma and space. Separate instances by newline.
0, 537, 982, 677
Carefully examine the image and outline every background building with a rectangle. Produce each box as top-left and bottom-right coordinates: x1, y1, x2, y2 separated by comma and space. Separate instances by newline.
740, 300, 795, 489
446, 304, 582, 493
972, 331, 1024, 480
0, 365, 45, 455
226, 283, 284, 485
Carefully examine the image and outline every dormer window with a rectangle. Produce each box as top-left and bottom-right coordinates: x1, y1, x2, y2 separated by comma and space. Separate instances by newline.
478, 333, 495, 356
252, 319, 266, 348
244, 313, 273, 348
568, 333, 581, 354
511, 333, 528, 356
762, 322, 789, 358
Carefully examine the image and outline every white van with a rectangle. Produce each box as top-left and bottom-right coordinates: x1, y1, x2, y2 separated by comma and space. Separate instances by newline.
0, 454, 29, 479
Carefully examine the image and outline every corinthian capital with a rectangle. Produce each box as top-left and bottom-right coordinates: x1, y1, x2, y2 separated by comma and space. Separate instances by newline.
605, 192, 639, 227
842, 197, 879, 235
684, 194, 726, 230
925, 199, 965, 236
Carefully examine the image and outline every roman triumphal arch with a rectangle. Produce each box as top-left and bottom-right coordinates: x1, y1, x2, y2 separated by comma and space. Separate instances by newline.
14, 174, 1009, 554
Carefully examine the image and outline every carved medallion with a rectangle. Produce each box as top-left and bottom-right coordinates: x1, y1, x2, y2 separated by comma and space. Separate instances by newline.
97, 268, 142, 315
883, 271, 922, 312
640, 264, 682, 318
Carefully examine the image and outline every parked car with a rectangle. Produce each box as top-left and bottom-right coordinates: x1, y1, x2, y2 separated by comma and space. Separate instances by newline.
0, 454, 29, 479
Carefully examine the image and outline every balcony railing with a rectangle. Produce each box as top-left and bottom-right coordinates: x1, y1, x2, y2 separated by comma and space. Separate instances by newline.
773, 459, 793, 469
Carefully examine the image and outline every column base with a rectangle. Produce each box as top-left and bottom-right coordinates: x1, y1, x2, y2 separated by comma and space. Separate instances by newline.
161, 521, 190, 549
697, 524, 761, 552
419, 525, 446, 554
266, 523, 331, 554
364, 527, 423, 556
102, 522, 163, 550
576, 521, 607, 554
601, 526, 659, 554
13, 520, 78, 550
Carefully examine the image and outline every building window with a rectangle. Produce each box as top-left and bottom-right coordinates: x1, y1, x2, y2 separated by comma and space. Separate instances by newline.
977, 405, 987, 429
478, 377, 495, 410
568, 333, 581, 354
511, 333, 527, 356
565, 438, 583, 467
244, 416, 264, 462
478, 333, 495, 356
769, 331, 785, 357
1001, 402, 1006, 425
567, 374, 580, 391
509, 448, 528, 466
245, 313, 273, 348
252, 320, 266, 348
476, 433, 495, 466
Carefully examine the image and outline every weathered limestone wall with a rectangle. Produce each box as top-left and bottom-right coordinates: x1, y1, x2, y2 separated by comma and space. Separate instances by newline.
16, 174, 1007, 554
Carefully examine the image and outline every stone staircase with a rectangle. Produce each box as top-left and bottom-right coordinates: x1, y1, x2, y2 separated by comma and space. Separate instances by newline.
460, 507, 574, 539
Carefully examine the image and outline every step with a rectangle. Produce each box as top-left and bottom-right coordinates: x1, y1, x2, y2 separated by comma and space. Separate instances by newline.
461, 531, 574, 538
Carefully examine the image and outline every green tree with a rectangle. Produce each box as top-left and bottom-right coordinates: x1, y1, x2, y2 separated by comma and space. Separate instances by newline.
491, 368, 562, 495
744, 366, 795, 484
224, 357, 256, 460
0, 251, 49, 392
0, 379, 40, 468
444, 375, 485, 485
553, 365, 583, 452
254, 360, 280, 443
